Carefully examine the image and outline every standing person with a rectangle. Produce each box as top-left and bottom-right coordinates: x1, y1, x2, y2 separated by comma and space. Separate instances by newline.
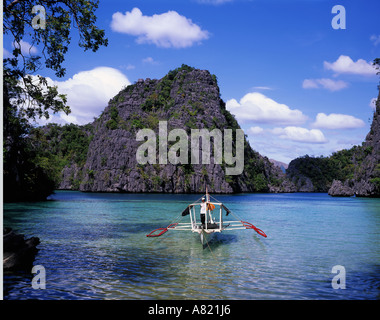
200, 197, 207, 226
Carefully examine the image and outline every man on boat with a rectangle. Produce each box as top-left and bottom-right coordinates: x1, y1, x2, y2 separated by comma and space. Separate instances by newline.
200, 197, 207, 226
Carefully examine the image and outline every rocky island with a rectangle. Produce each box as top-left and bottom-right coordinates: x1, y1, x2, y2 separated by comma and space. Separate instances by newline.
17, 64, 379, 198
328, 88, 380, 197
34, 65, 294, 194
286, 89, 380, 197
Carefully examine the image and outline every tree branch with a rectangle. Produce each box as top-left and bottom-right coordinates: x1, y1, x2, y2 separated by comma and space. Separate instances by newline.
6, 0, 25, 11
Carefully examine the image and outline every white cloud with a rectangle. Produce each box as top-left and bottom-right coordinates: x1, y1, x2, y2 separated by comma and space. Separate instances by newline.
272, 126, 328, 144
12, 40, 38, 56
226, 92, 307, 125
120, 64, 136, 70
302, 79, 319, 89
369, 97, 377, 110
142, 56, 158, 65
60, 113, 80, 124
302, 78, 348, 91
248, 126, 264, 135
197, 0, 233, 4
312, 113, 365, 129
370, 34, 380, 46
39, 67, 130, 125
252, 86, 273, 91
3, 47, 12, 58
324, 55, 376, 76
111, 8, 210, 48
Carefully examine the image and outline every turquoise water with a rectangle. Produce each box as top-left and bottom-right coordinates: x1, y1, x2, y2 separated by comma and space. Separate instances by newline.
3, 191, 380, 300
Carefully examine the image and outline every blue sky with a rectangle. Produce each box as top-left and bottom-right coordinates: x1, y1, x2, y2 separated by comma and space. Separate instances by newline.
4, 0, 380, 163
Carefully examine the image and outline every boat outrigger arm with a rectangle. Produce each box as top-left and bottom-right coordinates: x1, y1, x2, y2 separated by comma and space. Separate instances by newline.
146, 193, 267, 244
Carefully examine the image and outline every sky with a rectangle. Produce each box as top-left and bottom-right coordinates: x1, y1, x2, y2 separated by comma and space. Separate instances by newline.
3, 0, 380, 163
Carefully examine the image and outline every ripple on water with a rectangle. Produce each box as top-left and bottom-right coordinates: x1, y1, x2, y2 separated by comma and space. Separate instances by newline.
3, 192, 380, 300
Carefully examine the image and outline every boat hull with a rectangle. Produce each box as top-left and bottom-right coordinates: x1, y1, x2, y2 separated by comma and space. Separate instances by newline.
199, 230, 214, 246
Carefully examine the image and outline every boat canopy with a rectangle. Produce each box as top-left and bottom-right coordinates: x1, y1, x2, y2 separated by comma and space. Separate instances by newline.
181, 201, 231, 216
181, 206, 191, 216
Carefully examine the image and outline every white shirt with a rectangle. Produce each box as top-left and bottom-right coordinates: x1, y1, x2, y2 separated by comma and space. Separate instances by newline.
200, 202, 207, 214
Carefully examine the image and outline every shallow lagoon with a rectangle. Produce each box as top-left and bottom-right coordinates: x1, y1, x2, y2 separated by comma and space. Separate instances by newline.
3, 191, 380, 300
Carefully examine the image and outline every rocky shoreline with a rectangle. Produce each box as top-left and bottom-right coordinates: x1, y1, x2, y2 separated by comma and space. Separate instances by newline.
3, 228, 40, 271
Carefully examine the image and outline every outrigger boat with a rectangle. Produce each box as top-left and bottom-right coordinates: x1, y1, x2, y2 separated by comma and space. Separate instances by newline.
147, 188, 267, 246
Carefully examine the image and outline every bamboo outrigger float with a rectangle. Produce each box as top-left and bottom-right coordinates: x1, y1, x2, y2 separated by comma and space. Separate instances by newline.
147, 188, 267, 246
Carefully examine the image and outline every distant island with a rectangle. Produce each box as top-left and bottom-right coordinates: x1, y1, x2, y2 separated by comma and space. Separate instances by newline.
269, 159, 288, 173
286, 87, 380, 197
4, 65, 380, 201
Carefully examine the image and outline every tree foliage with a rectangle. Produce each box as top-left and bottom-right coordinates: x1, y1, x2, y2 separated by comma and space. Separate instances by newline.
286, 145, 371, 192
3, 0, 107, 201
3, 0, 108, 120
373, 58, 380, 76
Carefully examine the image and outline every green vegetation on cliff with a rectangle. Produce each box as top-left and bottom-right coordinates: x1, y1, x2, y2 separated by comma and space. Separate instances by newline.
29, 65, 289, 194
3, 0, 107, 202
29, 123, 94, 185
286, 146, 367, 192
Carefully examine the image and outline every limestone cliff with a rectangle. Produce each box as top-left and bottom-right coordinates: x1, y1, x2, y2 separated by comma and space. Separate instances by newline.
57, 65, 293, 193
329, 88, 380, 197
286, 88, 380, 197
